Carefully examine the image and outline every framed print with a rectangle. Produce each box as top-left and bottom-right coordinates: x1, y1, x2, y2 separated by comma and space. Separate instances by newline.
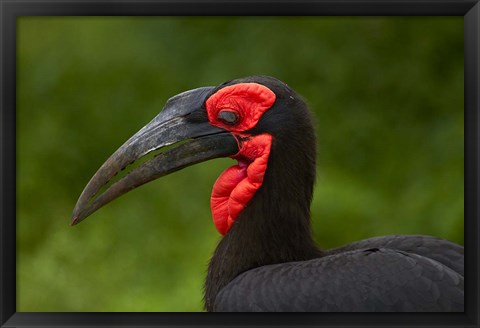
1, 1, 478, 327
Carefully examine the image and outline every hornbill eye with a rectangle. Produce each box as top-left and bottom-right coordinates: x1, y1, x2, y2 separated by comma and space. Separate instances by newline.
217, 110, 239, 126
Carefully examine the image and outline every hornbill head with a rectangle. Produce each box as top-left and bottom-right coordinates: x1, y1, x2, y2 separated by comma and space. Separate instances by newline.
72, 76, 315, 235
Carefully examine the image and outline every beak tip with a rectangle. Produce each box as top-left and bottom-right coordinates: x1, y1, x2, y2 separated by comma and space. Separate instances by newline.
70, 214, 80, 226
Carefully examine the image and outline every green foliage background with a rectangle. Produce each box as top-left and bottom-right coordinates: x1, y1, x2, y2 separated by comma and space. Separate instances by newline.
17, 17, 463, 312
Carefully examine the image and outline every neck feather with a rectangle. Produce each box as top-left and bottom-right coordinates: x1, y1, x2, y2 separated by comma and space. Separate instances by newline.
204, 139, 322, 311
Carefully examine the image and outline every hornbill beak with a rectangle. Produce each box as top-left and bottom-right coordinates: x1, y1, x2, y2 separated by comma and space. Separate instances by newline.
71, 86, 239, 225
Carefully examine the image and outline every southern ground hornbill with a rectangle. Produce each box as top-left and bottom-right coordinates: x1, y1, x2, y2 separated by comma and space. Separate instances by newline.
72, 75, 464, 312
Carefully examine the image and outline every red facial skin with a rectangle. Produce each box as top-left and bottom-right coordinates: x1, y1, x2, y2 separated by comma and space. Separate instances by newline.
206, 83, 276, 235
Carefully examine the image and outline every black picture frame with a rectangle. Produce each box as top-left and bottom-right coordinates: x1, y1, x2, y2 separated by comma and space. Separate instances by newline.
1, 1, 478, 327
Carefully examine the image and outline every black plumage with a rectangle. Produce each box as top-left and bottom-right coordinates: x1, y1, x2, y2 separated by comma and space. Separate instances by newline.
213, 237, 463, 311
203, 76, 463, 312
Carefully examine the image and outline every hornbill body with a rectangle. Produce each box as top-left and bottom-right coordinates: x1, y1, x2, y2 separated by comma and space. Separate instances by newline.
72, 76, 464, 312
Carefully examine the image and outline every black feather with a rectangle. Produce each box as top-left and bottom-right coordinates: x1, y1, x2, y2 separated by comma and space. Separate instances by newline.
203, 76, 463, 312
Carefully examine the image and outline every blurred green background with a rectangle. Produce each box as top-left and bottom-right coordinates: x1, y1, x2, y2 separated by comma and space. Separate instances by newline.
17, 17, 463, 312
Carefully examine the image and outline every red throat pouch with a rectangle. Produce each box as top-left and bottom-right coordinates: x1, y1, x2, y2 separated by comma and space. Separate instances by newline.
210, 134, 272, 235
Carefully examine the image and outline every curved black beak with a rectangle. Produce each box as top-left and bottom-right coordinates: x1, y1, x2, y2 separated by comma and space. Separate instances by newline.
71, 87, 239, 225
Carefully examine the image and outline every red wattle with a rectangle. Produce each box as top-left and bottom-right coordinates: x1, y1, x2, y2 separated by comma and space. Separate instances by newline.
210, 134, 272, 235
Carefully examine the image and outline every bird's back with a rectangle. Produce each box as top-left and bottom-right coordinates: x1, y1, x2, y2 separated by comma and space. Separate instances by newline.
214, 235, 464, 312
325, 235, 464, 276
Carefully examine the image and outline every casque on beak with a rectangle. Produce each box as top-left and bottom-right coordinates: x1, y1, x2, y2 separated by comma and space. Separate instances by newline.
71, 86, 239, 225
